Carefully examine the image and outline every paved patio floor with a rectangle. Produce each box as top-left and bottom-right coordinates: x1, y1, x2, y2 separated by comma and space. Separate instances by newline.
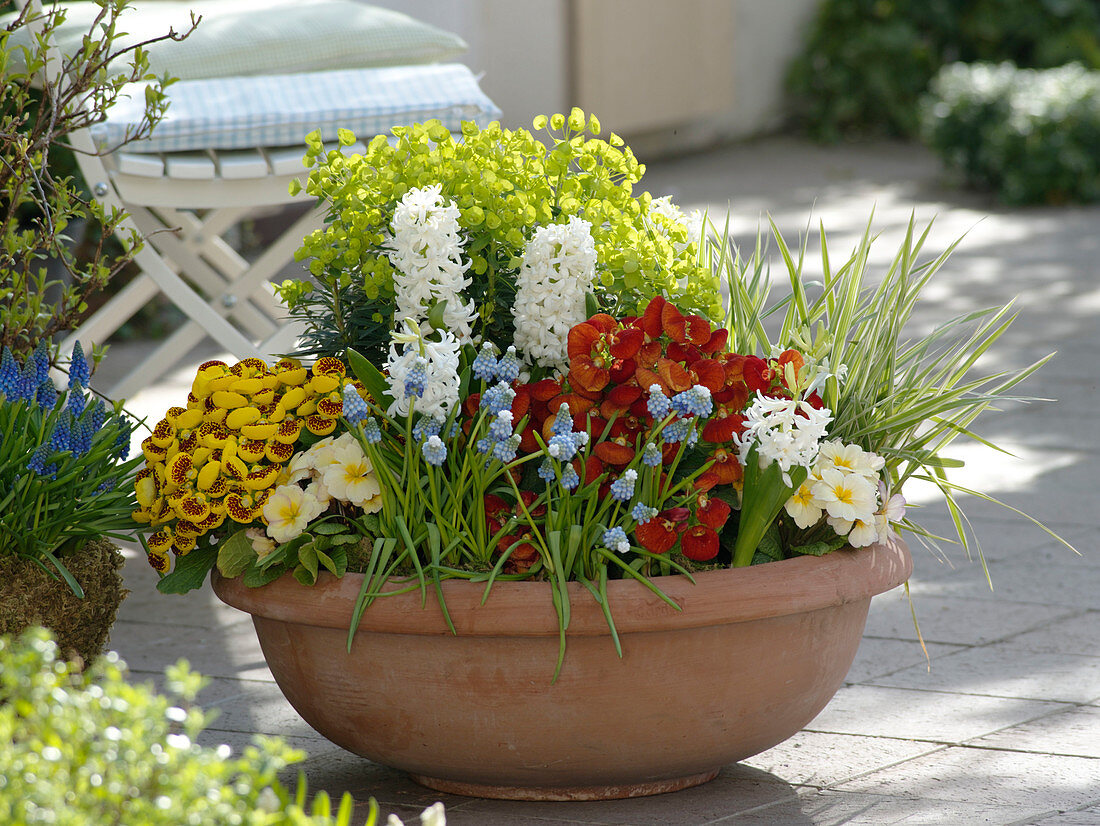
102, 137, 1099, 825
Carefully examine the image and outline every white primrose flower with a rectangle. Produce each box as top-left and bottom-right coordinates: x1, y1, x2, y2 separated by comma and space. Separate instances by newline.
784, 477, 823, 529
321, 441, 383, 512
512, 216, 597, 371
385, 184, 478, 345
874, 481, 907, 544
245, 527, 276, 559
816, 440, 885, 479
263, 484, 326, 544
811, 467, 879, 527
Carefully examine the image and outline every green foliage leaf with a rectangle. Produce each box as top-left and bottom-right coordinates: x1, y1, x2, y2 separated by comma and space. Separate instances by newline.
215, 529, 255, 578
155, 544, 217, 594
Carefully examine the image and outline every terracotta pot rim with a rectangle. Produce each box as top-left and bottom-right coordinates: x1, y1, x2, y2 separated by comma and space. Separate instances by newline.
212, 538, 911, 638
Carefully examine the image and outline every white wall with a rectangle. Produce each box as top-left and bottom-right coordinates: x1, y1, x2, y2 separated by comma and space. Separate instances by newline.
365, 0, 819, 151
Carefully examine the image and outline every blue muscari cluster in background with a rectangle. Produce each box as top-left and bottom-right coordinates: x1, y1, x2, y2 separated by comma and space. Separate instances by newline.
471, 343, 520, 386
0, 343, 131, 480
536, 403, 589, 492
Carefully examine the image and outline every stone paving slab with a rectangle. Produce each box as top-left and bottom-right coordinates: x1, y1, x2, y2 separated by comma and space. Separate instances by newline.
868, 644, 1100, 703
806, 684, 1069, 742
971, 704, 1100, 759
714, 790, 1041, 825
863, 589, 1077, 647
831, 747, 1100, 810
741, 731, 943, 788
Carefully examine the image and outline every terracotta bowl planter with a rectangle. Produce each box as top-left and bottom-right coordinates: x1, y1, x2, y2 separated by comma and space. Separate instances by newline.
212, 539, 911, 801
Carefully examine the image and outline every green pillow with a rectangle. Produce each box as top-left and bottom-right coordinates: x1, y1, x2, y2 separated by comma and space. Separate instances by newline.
2, 0, 468, 80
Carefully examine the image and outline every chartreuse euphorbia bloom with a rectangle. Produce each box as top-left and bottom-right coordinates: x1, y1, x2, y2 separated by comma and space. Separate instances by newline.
134, 357, 354, 574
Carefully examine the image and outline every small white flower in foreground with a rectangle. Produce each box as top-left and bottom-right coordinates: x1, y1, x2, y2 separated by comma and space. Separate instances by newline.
846, 515, 879, 548
386, 801, 446, 826
264, 484, 326, 544
512, 216, 597, 370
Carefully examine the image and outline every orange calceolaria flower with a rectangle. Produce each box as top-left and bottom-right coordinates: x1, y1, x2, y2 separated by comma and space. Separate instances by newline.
634, 507, 689, 555
484, 492, 546, 574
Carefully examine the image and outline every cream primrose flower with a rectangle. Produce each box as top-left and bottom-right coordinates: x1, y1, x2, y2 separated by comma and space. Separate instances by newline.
816, 439, 885, 479
784, 477, 823, 529
811, 467, 879, 530
735, 394, 832, 487
263, 484, 326, 544
246, 527, 277, 559
512, 215, 597, 371
384, 184, 478, 345
321, 441, 383, 511
847, 515, 880, 548
385, 330, 462, 419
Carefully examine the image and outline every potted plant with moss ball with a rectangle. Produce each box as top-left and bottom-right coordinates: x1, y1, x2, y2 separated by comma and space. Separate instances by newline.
133, 111, 1065, 800
0, 343, 140, 661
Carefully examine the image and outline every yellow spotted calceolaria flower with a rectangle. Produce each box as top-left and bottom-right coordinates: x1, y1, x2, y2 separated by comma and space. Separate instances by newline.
134, 356, 356, 573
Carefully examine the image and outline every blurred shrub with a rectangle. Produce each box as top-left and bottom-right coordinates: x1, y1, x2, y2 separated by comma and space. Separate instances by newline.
0, 627, 440, 825
921, 61, 1100, 204
787, 0, 1100, 142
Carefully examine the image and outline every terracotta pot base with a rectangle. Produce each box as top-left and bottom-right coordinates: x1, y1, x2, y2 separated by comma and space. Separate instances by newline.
408, 768, 721, 801
213, 540, 912, 797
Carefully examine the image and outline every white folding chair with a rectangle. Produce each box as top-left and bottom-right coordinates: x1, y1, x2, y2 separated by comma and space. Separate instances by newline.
19, 0, 500, 398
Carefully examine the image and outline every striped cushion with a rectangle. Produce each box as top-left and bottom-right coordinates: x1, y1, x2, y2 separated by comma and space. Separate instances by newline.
91, 64, 502, 154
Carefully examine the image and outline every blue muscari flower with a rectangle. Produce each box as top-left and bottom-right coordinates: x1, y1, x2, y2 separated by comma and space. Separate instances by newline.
631, 503, 658, 525
646, 385, 671, 419
476, 437, 492, 455
492, 433, 520, 463
0, 347, 18, 397
69, 341, 91, 389
609, 469, 637, 502
361, 417, 382, 444
17, 361, 37, 402
602, 526, 630, 554
412, 414, 443, 442
480, 381, 515, 416
685, 427, 699, 448
663, 418, 692, 444
487, 410, 514, 443
537, 457, 556, 483
550, 403, 574, 438
547, 433, 579, 462
671, 384, 713, 419
421, 435, 448, 466
342, 384, 369, 426
27, 443, 50, 476
97, 479, 118, 493
35, 379, 58, 412
68, 390, 86, 418
32, 341, 50, 386
112, 416, 132, 460
71, 415, 95, 457
559, 463, 580, 491
49, 415, 72, 452
88, 398, 107, 432
496, 346, 521, 384
642, 442, 662, 467
404, 356, 428, 399
471, 342, 498, 383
